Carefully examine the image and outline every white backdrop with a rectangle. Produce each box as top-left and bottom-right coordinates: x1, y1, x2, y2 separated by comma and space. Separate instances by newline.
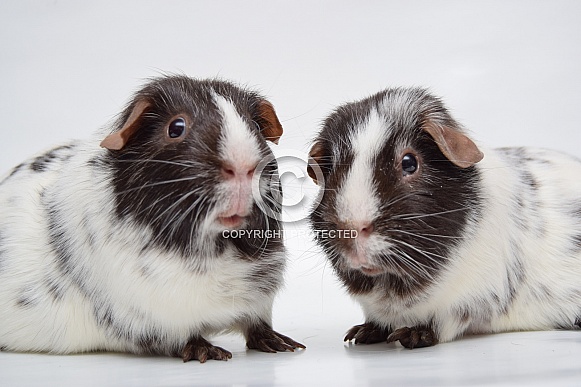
1, 1, 581, 386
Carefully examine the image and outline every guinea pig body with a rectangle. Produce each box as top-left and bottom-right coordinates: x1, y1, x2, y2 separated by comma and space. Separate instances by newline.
309, 88, 581, 348
0, 75, 303, 361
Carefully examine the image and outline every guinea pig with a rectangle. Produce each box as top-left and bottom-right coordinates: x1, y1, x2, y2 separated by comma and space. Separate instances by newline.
0, 75, 304, 362
308, 87, 581, 349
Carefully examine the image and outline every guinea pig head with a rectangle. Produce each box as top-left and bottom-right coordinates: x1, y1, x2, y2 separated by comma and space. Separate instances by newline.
308, 88, 483, 293
100, 76, 283, 256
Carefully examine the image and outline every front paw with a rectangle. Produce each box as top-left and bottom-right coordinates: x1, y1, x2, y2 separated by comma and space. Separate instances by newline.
344, 323, 390, 344
387, 326, 438, 349
181, 336, 233, 363
246, 323, 306, 353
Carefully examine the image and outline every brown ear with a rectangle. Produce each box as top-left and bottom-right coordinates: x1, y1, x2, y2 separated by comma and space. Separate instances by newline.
307, 141, 325, 185
422, 121, 484, 168
256, 100, 283, 144
100, 100, 150, 150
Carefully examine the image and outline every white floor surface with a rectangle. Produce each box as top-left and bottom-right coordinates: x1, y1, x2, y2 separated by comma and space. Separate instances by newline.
2, 330, 581, 386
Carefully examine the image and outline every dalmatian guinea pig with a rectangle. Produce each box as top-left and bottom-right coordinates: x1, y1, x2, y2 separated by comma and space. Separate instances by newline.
0, 75, 304, 362
308, 87, 581, 348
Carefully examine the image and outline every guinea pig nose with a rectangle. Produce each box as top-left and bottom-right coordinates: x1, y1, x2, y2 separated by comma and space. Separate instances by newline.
354, 222, 375, 238
338, 221, 375, 238
221, 163, 256, 180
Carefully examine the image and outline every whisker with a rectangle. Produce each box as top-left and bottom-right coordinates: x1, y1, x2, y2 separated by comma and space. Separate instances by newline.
388, 229, 461, 248
117, 176, 207, 195
115, 158, 206, 168
388, 246, 432, 282
393, 239, 448, 265
393, 206, 469, 221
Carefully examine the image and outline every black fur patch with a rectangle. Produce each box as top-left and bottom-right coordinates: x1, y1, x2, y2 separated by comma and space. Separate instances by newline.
500, 147, 554, 167
572, 203, 581, 219
16, 287, 38, 308
499, 149, 550, 238
334, 268, 377, 295
457, 307, 471, 324
7, 163, 25, 178
96, 306, 116, 329
309, 88, 482, 298
531, 284, 553, 302
16, 297, 35, 308
43, 192, 93, 307
94, 303, 180, 356
575, 317, 581, 328
46, 203, 77, 280
44, 275, 67, 301
499, 239, 526, 314
30, 144, 75, 172
137, 331, 167, 355
244, 256, 285, 294
571, 234, 581, 254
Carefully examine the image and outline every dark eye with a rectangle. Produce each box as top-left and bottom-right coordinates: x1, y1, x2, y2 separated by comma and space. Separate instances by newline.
168, 117, 186, 139
402, 153, 418, 175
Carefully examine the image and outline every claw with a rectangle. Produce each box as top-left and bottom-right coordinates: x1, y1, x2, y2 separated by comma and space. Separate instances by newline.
247, 322, 306, 353
387, 326, 437, 349
345, 323, 390, 344
181, 336, 233, 363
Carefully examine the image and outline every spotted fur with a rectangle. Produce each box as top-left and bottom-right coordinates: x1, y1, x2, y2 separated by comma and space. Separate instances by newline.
0, 75, 303, 360
310, 87, 581, 347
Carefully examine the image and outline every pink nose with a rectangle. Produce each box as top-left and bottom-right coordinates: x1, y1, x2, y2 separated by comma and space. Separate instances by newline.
354, 222, 374, 238
221, 163, 256, 180
357, 222, 374, 238
338, 221, 374, 238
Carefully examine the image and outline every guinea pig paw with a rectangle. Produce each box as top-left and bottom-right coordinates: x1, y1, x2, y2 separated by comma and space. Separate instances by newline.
181, 336, 233, 363
344, 323, 390, 344
387, 326, 438, 349
246, 326, 306, 353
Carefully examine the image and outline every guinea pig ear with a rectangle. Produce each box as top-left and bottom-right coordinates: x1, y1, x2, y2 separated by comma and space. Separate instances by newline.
255, 100, 283, 144
100, 100, 151, 150
422, 121, 484, 168
307, 141, 325, 185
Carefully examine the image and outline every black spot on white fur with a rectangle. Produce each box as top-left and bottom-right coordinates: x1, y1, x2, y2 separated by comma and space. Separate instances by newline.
43, 192, 92, 303
30, 144, 75, 172
16, 287, 39, 309
44, 195, 126, 337
2, 163, 26, 183
137, 332, 172, 355
244, 257, 286, 294
46, 203, 77, 280
499, 149, 550, 237
44, 275, 67, 302
499, 239, 526, 314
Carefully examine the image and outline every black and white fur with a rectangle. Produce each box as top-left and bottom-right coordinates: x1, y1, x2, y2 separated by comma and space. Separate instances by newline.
308, 87, 581, 348
0, 75, 304, 362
